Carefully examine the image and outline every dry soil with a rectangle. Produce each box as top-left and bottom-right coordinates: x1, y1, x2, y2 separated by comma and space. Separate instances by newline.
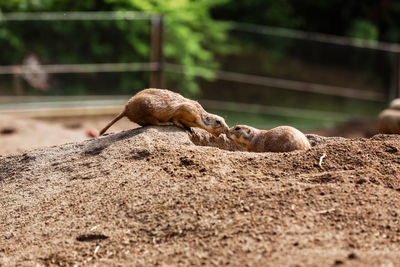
0, 117, 399, 266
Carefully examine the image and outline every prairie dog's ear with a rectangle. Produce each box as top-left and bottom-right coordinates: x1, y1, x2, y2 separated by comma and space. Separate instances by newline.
247, 129, 251, 134
202, 116, 211, 125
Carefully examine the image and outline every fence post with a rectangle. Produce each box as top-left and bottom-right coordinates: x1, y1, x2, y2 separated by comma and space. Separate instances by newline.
150, 15, 164, 88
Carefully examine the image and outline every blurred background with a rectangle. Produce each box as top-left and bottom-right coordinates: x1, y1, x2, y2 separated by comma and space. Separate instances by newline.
1, 0, 399, 153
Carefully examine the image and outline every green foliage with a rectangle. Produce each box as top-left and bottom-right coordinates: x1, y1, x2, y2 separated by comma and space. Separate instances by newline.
0, 0, 231, 97
347, 19, 378, 44
212, 0, 302, 28
106, 0, 232, 96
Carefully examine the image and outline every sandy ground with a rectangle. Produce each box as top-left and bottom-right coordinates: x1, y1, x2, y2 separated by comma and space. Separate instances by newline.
0, 115, 139, 155
0, 115, 399, 266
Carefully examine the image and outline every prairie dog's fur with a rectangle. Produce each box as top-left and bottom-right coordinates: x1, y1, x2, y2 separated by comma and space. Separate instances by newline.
227, 125, 311, 152
389, 98, 400, 110
378, 98, 400, 134
378, 109, 400, 134
99, 88, 228, 136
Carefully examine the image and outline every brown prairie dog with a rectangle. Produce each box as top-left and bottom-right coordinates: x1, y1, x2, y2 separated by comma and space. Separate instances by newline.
378, 109, 400, 134
227, 125, 311, 152
99, 88, 229, 137
378, 98, 400, 134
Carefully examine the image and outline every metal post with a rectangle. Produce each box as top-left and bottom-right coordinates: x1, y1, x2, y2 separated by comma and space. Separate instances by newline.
150, 15, 164, 88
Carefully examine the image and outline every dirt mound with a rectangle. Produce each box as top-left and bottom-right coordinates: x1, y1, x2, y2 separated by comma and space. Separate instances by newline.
1, 126, 400, 266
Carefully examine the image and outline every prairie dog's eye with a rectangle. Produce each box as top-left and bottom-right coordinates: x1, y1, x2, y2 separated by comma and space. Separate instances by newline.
216, 120, 221, 125
247, 129, 251, 134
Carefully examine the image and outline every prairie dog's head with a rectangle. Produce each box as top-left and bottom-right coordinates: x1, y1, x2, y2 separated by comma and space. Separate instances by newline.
378, 109, 400, 134
227, 125, 257, 146
389, 98, 400, 110
201, 113, 229, 136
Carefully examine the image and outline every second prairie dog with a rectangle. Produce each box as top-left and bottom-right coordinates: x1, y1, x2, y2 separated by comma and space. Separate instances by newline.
228, 125, 311, 152
99, 88, 229, 137
378, 108, 400, 134
378, 98, 400, 134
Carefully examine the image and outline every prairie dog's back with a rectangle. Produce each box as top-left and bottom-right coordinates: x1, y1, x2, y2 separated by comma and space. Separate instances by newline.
255, 126, 311, 152
228, 125, 311, 152
127, 89, 183, 114
378, 109, 400, 134
378, 98, 400, 134
134, 89, 188, 109
125, 89, 203, 124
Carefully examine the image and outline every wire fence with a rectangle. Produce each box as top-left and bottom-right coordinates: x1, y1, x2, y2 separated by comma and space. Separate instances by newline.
0, 11, 394, 125
0, 61, 384, 100
164, 64, 384, 101
231, 22, 400, 53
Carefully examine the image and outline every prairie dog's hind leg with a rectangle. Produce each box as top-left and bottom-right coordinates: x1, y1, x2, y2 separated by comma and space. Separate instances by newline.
182, 125, 194, 134
173, 104, 201, 127
153, 121, 174, 126
171, 117, 194, 133
171, 105, 198, 133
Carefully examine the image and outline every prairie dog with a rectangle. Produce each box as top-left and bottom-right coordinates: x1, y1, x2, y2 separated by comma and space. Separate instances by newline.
378, 98, 400, 134
227, 125, 311, 152
389, 98, 400, 110
378, 109, 400, 134
99, 88, 228, 137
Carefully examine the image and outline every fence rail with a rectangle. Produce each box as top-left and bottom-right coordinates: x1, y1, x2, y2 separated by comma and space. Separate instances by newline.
231, 22, 400, 53
0, 11, 154, 21
0, 63, 158, 74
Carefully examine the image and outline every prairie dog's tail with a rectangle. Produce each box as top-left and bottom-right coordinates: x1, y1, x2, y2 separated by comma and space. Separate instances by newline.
99, 111, 126, 136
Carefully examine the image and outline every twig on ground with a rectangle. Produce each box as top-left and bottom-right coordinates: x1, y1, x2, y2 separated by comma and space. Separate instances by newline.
316, 208, 336, 214
94, 245, 100, 255
319, 153, 327, 169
